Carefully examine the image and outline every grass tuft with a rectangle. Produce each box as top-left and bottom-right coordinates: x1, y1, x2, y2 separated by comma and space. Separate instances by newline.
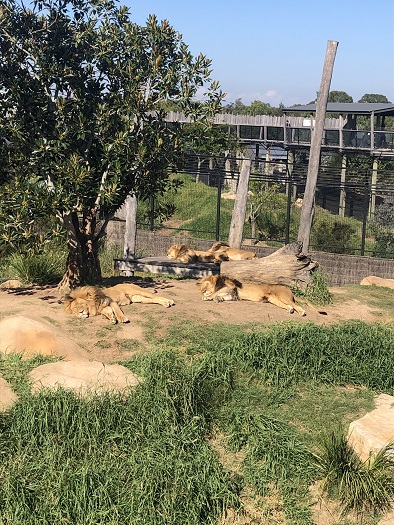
314, 429, 394, 515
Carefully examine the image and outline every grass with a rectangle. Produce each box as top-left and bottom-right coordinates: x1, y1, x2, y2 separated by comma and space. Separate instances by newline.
314, 429, 394, 515
2, 319, 394, 523
339, 284, 394, 317
6, 251, 65, 285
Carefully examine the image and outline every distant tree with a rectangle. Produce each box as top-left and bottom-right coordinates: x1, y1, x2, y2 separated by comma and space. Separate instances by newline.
358, 94, 391, 103
328, 91, 353, 103
224, 98, 246, 113
182, 123, 239, 182
224, 99, 283, 116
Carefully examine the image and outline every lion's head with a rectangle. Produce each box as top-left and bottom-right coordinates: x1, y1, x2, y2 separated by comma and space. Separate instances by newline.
167, 244, 196, 263
62, 286, 110, 318
198, 275, 239, 301
198, 275, 224, 297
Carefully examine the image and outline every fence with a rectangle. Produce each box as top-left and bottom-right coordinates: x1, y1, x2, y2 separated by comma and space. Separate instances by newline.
134, 154, 394, 259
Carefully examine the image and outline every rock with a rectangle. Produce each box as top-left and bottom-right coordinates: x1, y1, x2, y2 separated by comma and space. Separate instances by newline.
0, 279, 23, 290
29, 360, 142, 396
347, 394, 394, 462
0, 375, 18, 411
0, 316, 89, 360
360, 276, 394, 289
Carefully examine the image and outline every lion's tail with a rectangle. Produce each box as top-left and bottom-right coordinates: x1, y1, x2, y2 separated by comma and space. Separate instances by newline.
294, 296, 328, 315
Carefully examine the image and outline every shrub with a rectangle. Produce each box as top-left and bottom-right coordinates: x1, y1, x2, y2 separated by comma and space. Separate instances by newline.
7, 251, 64, 285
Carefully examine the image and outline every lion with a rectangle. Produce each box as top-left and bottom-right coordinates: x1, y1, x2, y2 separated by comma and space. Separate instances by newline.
198, 274, 306, 316
167, 244, 228, 264
63, 283, 175, 324
62, 286, 129, 324
208, 241, 258, 261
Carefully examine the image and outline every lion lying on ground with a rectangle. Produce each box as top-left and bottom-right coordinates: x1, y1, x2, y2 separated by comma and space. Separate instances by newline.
63, 283, 175, 324
208, 241, 258, 260
198, 274, 306, 316
167, 244, 228, 264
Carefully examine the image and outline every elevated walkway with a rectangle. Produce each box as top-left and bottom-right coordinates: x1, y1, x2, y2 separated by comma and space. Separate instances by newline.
114, 257, 220, 278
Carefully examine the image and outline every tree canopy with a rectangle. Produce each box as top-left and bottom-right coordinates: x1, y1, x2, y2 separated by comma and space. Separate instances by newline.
0, 0, 225, 286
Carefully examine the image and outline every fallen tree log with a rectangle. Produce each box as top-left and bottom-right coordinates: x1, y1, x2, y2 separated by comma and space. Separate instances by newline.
220, 241, 319, 289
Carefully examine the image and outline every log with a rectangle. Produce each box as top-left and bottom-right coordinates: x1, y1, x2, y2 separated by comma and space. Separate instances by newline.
220, 241, 318, 289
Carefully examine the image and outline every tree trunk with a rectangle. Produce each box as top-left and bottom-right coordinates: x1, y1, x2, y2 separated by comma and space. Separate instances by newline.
220, 241, 318, 289
58, 211, 102, 293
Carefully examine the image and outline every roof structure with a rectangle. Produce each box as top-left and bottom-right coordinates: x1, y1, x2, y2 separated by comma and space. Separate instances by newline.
283, 103, 394, 116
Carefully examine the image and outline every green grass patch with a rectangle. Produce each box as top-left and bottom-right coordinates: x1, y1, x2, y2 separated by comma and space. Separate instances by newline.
1, 320, 393, 523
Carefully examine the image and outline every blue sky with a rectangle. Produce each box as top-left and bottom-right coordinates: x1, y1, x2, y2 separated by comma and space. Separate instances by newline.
125, 0, 394, 107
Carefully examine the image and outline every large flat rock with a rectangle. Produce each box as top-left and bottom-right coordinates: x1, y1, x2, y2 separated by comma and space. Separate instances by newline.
29, 360, 142, 396
0, 316, 89, 360
347, 394, 394, 462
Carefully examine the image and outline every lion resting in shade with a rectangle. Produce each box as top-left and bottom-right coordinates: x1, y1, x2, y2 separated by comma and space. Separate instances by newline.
63, 283, 175, 324
198, 274, 306, 316
208, 241, 257, 260
167, 244, 228, 264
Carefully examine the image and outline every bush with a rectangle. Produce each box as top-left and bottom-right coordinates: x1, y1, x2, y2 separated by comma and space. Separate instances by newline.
7, 251, 65, 285
312, 217, 357, 254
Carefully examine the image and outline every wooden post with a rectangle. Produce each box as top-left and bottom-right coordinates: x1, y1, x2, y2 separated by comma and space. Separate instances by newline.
298, 40, 339, 254
339, 154, 347, 217
369, 157, 378, 218
123, 194, 138, 259
228, 157, 251, 248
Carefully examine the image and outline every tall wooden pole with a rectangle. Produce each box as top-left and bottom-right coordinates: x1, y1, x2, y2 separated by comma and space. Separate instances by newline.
228, 157, 251, 248
298, 40, 339, 254
123, 194, 138, 259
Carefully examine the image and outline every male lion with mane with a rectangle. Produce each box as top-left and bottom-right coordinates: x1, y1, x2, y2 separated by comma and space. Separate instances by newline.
63, 283, 175, 324
198, 274, 307, 316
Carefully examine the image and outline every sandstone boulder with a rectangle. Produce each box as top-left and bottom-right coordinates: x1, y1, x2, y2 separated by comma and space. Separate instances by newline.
29, 360, 142, 396
0, 375, 18, 411
360, 276, 394, 289
0, 316, 88, 359
0, 279, 23, 290
347, 394, 394, 462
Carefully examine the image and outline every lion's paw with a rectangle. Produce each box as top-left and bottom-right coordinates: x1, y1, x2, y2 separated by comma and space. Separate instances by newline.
164, 299, 175, 307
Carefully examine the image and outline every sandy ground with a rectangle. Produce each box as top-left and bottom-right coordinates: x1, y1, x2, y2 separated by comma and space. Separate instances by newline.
0, 276, 385, 362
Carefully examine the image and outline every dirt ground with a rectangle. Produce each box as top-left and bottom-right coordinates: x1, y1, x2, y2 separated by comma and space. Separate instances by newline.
0, 276, 386, 363
1, 277, 393, 525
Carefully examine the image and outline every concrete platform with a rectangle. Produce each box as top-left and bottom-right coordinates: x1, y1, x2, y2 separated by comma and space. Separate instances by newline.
114, 257, 220, 278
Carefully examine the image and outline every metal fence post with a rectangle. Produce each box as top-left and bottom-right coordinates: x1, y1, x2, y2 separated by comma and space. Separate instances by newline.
215, 172, 222, 241
285, 172, 292, 244
360, 184, 370, 256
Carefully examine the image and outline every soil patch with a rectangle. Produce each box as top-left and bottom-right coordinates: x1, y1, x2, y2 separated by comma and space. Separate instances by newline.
0, 277, 387, 362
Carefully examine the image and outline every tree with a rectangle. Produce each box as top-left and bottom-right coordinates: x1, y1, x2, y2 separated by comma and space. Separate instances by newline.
327, 91, 353, 103
0, 0, 225, 289
182, 123, 239, 182
358, 94, 391, 103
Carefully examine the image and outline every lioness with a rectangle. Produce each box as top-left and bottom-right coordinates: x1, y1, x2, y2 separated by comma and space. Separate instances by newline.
198, 274, 306, 316
208, 241, 257, 260
63, 283, 175, 324
167, 244, 228, 264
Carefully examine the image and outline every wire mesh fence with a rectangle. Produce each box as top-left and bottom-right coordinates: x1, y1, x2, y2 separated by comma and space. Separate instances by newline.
136, 154, 394, 258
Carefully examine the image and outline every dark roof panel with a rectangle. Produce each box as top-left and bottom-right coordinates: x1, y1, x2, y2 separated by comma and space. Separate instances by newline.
283, 103, 394, 116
